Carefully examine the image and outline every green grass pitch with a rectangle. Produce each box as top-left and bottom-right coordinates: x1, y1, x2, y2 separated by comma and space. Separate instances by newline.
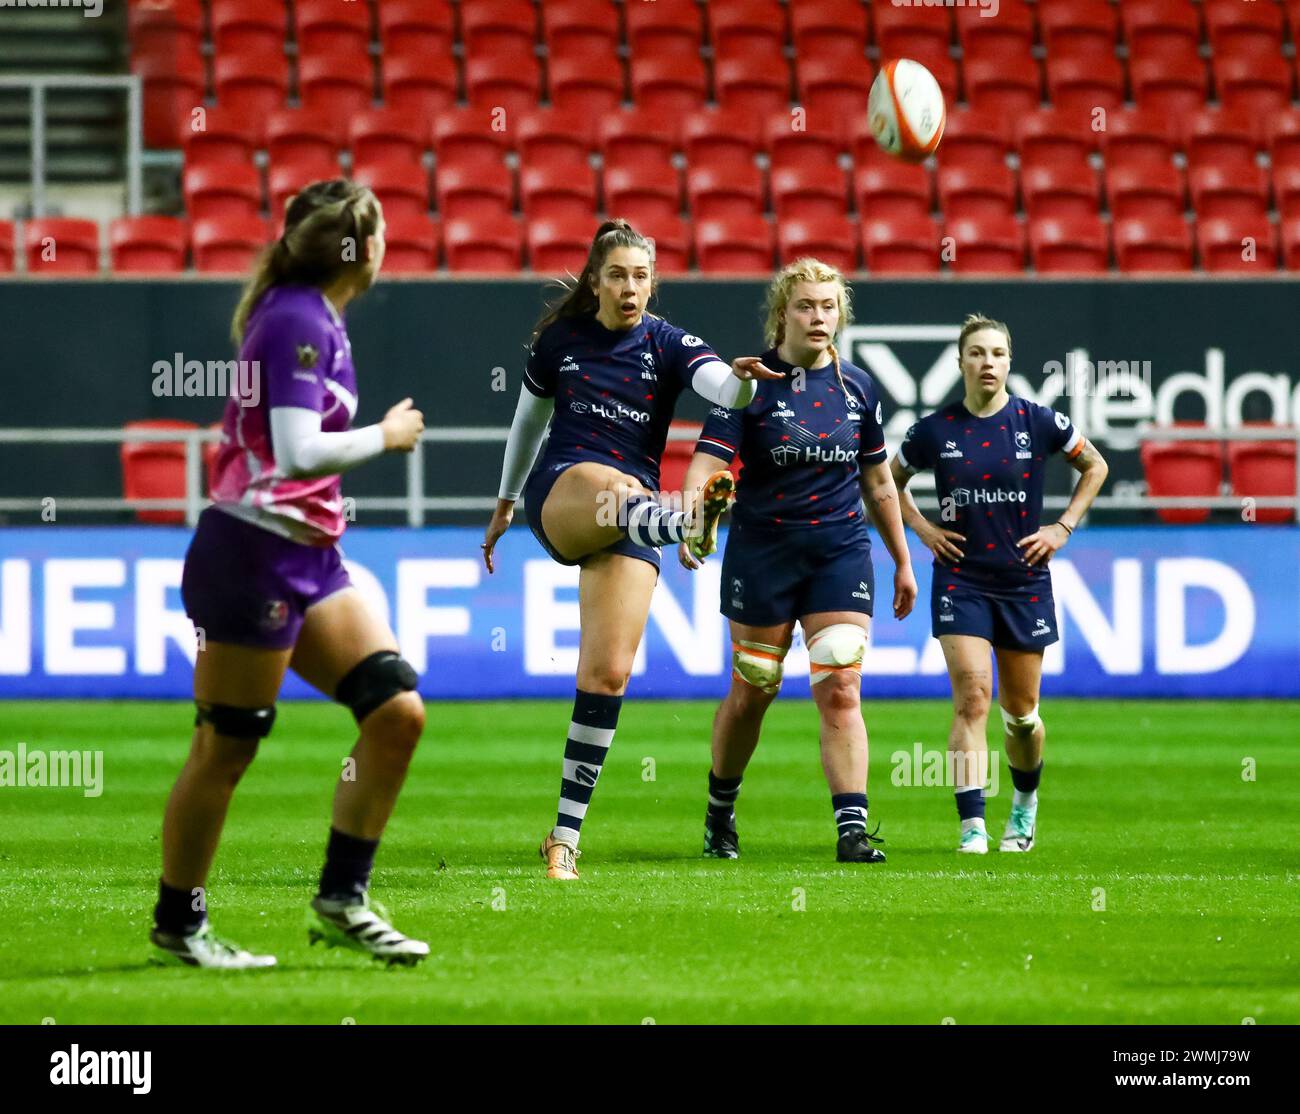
0, 698, 1296, 1024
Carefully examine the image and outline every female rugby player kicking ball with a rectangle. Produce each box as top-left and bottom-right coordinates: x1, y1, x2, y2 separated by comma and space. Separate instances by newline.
482, 219, 780, 880
151, 181, 430, 967
891, 315, 1107, 854
679, 259, 917, 863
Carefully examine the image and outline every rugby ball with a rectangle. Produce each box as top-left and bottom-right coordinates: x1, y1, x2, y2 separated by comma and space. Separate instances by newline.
868, 59, 946, 163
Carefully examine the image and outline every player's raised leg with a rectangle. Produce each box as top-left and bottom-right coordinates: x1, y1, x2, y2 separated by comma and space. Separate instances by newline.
541, 552, 657, 878
940, 634, 994, 854
994, 646, 1045, 852
152, 642, 289, 968
290, 588, 429, 965
704, 619, 793, 858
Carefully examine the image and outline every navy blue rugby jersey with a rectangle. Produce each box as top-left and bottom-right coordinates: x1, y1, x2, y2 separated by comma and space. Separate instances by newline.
897, 395, 1083, 591
695, 349, 888, 529
525, 314, 724, 489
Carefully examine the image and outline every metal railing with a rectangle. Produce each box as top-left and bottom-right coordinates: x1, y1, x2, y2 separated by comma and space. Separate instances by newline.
0, 424, 1296, 526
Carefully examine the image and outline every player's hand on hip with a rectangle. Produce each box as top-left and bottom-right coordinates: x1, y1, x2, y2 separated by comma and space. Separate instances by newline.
920, 522, 965, 563
1017, 523, 1068, 566
482, 501, 513, 575
381, 398, 424, 452
677, 540, 702, 571
730, 356, 783, 381
893, 564, 918, 620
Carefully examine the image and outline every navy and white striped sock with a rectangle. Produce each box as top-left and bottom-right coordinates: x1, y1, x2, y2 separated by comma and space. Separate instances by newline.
707, 770, 743, 824
553, 689, 622, 847
623, 492, 690, 548
832, 792, 869, 837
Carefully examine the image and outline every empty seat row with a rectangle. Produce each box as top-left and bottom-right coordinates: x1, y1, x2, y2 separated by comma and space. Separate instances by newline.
1141, 429, 1298, 523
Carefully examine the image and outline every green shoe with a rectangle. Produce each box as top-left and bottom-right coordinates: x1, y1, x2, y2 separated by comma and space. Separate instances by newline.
957, 825, 989, 854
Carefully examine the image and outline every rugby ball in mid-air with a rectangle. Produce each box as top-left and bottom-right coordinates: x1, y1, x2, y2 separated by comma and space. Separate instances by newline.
868, 59, 946, 163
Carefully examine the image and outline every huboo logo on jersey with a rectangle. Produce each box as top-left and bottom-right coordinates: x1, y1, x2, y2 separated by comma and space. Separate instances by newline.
572, 397, 649, 423
770, 442, 856, 465
1015, 430, 1033, 459
940, 439, 962, 458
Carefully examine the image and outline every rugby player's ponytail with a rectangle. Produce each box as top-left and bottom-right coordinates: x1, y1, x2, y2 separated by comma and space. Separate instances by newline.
530, 218, 657, 343
231, 178, 382, 345
764, 257, 854, 397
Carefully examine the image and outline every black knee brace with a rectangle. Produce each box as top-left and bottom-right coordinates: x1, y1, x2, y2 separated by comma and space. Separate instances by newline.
195, 702, 277, 739
335, 650, 419, 725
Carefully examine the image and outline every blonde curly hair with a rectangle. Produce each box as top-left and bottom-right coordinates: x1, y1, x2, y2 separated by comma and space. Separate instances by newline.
762, 257, 855, 395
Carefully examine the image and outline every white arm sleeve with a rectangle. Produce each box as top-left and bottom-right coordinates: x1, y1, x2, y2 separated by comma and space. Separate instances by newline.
691, 358, 756, 409
498, 386, 554, 501
270, 407, 386, 479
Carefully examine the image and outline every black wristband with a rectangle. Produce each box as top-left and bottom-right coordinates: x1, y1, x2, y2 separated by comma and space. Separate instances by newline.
1055, 520, 1074, 535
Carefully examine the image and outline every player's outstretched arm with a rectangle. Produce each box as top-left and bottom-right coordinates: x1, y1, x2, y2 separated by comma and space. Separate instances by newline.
677, 450, 732, 570
1017, 437, 1109, 566
860, 460, 917, 619
889, 454, 966, 564
483, 383, 555, 574
689, 355, 783, 409
270, 398, 424, 481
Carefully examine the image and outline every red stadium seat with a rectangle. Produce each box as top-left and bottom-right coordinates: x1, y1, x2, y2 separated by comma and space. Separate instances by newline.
184, 162, 262, 221
777, 215, 859, 274
432, 107, 514, 165
381, 213, 440, 273
549, 50, 626, 114
766, 113, 844, 170
213, 51, 288, 125
0, 220, 12, 272
381, 52, 458, 117
694, 215, 774, 273
460, 0, 537, 56
110, 215, 188, 273
687, 160, 766, 220
435, 158, 515, 220
715, 52, 791, 117
965, 55, 1042, 116
936, 162, 1017, 219
1188, 164, 1269, 221
1112, 215, 1193, 272
791, 0, 868, 58
1228, 431, 1297, 523
771, 162, 847, 221
1021, 163, 1100, 220
136, 51, 206, 148
1214, 54, 1293, 119
517, 108, 597, 167
349, 107, 427, 167
1028, 214, 1110, 273
129, 0, 203, 60
299, 51, 374, 117
1182, 107, 1258, 170
1121, 0, 1201, 58
796, 54, 875, 124
1038, 0, 1118, 59
943, 214, 1026, 273
352, 160, 430, 220
528, 216, 597, 275
682, 108, 763, 168
191, 215, 271, 272
378, 0, 455, 58
934, 109, 1012, 167
601, 108, 680, 166
23, 218, 99, 274
854, 161, 932, 221
1203, 0, 1285, 56
861, 214, 940, 273
1282, 216, 1300, 266
635, 214, 691, 273
180, 106, 258, 168
872, 3, 951, 58
955, 1, 1035, 60
520, 162, 599, 221
1130, 51, 1207, 122
1016, 109, 1097, 172
464, 52, 542, 117
443, 214, 524, 272
1139, 428, 1222, 524
209, 0, 286, 55
1106, 162, 1184, 221
1046, 54, 1125, 115
543, 0, 620, 57
625, 0, 703, 57
1099, 108, 1179, 168
630, 55, 709, 115
604, 159, 682, 222
1267, 111, 1300, 169
295, 0, 372, 57
1197, 215, 1277, 272
267, 158, 340, 221
709, 1, 787, 54
1273, 165, 1300, 221
121, 420, 199, 525
265, 108, 343, 167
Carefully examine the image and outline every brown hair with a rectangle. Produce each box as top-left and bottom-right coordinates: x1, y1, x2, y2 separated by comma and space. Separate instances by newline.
957, 313, 1012, 359
231, 178, 383, 345
530, 218, 657, 342
763, 257, 855, 396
